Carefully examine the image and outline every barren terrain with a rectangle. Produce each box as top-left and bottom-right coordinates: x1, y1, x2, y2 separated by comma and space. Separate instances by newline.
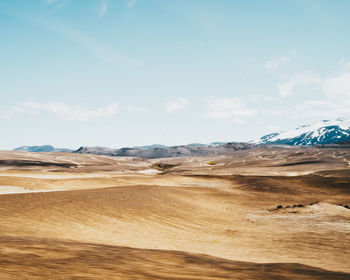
0, 147, 349, 279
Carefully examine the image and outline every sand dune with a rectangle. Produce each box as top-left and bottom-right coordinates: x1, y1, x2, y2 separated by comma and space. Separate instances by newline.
0, 148, 349, 279
1, 236, 349, 280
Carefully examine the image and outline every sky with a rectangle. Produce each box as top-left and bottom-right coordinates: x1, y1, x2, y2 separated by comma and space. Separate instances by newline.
1, 0, 350, 150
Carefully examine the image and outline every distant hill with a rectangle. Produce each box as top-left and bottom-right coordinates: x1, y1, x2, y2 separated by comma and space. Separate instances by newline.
13, 145, 72, 153
210, 142, 228, 146
74, 142, 254, 159
134, 142, 228, 148
254, 118, 350, 146
134, 144, 167, 149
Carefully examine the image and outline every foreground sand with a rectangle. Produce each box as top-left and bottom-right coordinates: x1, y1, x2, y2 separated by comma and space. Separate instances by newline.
0, 147, 349, 279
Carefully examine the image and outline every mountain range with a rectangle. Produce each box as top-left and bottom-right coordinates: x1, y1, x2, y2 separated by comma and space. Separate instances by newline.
74, 142, 253, 158
11, 118, 350, 158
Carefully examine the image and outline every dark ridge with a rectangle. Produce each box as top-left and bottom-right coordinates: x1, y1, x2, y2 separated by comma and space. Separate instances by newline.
0, 160, 76, 168
217, 174, 350, 195
0, 235, 349, 280
276, 160, 325, 167
152, 162, 178, 170
232, 176, 301, 194
316, 142, 350, 149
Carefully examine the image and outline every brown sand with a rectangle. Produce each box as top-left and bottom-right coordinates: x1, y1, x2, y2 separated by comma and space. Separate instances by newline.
0, 147, 349, 279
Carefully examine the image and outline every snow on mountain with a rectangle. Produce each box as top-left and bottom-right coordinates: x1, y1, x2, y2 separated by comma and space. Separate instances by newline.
255, 118, 350, 145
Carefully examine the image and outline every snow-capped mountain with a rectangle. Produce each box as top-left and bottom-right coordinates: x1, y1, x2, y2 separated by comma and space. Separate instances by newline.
255, 118, 350, 145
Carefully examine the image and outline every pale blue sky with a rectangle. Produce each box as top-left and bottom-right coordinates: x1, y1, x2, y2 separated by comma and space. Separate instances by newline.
1, 0, 350, 149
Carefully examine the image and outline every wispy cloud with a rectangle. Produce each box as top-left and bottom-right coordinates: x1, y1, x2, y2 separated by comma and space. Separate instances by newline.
299, 72, 350, 118
125, 0, 138, 18
165, 97, 189, 112
337, 58, 350, 71
126, 0, 138, 8
203, 97, 256, 124
295, 99, 350, 119
46, 0, 58, 5
2, 7, 139, 67
263, 50, 296, 70
13, 101, 42, 115
264, 55, 290, 70
266, 125, 280, 132
98, 0, 108, 17
126, 105, 148, 112
42, 20, 139, 67
45, 0, 67, 13
262, 109, 283, 116
323, 72, 350, 100
1, 102, 120, 121
0, 110, 13, 119
277, 72, 321, 97
284, 63, 350, 119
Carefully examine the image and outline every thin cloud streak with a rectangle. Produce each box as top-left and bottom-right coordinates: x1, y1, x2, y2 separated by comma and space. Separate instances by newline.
279, 62, 350, 119
126, 0, 138, 8
165, 97, 189, 112
264, 56, 290, 70
46, 0, 57, 5
39, 20, 140, 67
2, 101, 120, 121
203, 97, 256, 124
126, 105, 148, 113
1, 6, 139, 67
98, 0, 108, 17
277, 72, 321, 97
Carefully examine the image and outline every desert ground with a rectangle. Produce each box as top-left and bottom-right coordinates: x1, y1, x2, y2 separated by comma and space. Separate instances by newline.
0, 147, 349, 279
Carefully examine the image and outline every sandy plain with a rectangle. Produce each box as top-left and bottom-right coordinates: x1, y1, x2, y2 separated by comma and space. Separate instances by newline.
0, 147, 349, 279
